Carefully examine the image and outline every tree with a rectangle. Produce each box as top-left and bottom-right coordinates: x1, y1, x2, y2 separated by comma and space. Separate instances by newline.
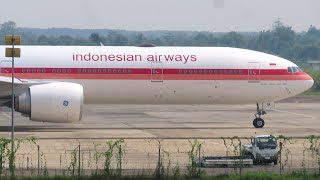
218, 31, 245, 48
271, 20, 296, 57
89, 33, 105, 45
297, 45, 320, 60
0, 21, 17, 35
162, 32, 175, 46
106, 31, 128, 46
193, 32, 216, 46
37, 35, 50, 45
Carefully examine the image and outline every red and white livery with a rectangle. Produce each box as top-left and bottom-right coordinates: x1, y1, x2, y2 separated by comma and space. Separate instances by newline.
0, 46, 314, 128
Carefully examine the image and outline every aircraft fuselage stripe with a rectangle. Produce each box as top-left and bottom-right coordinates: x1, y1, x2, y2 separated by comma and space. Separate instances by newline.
0, 67, 310, 80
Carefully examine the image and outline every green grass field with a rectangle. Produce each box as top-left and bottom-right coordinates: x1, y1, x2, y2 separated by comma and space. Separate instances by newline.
1, 172, 319, 180
302, 91, 320, 95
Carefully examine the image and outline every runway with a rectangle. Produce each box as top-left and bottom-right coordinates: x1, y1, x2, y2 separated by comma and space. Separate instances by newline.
0, 95, 319, 174
0, 95, 319, 138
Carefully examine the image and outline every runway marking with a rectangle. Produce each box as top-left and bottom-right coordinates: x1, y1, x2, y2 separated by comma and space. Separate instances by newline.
1, 113, 11, 119
273, 109, 317, 119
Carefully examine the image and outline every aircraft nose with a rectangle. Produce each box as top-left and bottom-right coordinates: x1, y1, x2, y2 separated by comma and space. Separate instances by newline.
305, 74, 314, 90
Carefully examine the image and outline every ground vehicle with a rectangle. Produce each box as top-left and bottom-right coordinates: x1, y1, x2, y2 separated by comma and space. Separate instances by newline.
242, 135, 280, 165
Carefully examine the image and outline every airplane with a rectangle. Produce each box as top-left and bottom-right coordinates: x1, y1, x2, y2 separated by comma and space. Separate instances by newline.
0, 45, 314, 128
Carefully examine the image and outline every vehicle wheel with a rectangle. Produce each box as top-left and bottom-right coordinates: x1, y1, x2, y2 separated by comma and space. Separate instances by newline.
274, 159, 278, 165
253, 118, 265, 128
250, 154, 257, 165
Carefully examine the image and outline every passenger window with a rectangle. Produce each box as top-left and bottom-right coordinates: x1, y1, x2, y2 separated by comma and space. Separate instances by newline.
214, 70, 218, 74
287, 67, 292, 73
229, 70, 233, 74
239, 70, 242, 74
204, 70, 207, 74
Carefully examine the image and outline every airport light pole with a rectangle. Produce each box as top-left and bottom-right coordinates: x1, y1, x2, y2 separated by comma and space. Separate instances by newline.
5, 35, 21, 174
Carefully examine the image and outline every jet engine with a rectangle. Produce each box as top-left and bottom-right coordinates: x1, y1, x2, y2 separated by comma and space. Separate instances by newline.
14, 82, 83, 123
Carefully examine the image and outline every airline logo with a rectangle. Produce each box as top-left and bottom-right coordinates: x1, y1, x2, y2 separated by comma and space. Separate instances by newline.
72, 52, 198, 64
63, 100, 69, 107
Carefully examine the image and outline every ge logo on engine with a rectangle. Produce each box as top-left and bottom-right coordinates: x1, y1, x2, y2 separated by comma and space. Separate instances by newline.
63, 100, 69, 107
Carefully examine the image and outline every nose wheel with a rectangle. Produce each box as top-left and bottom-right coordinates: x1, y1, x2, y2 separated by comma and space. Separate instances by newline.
253, 118, 264, 128
253, 103, 266, 128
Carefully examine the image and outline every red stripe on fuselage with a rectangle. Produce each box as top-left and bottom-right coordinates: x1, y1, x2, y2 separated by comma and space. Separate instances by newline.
0, 68, 311, 80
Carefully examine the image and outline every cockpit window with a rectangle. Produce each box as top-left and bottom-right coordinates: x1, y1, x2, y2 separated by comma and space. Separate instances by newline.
292, 67, 298, 73
288, 66, 303, 73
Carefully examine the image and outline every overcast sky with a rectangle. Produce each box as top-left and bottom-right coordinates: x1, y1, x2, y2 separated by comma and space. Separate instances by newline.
0, 0, 319, 32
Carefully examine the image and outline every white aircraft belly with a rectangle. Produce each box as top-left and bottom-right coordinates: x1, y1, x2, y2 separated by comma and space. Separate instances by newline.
62, 80, 288, 104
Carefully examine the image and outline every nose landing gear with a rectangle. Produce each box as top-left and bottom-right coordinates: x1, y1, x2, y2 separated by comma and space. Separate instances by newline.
253, 103, 266, 128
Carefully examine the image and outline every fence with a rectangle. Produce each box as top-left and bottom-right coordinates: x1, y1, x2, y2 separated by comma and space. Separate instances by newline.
0, 136, 320, 177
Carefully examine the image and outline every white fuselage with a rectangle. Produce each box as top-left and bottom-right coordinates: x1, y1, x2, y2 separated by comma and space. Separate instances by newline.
0, 46, 314, 104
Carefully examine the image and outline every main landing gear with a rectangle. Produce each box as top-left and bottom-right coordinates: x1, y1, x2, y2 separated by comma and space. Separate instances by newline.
253, 103, 266, 128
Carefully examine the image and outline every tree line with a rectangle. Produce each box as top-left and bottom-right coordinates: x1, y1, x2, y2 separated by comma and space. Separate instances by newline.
1, 20, 320, 63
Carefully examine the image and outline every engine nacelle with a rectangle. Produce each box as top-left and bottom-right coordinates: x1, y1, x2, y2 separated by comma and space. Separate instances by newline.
15, 82, 83, 123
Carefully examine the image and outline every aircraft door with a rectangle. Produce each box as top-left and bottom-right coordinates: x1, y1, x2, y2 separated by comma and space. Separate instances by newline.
151, 61, 163, 82
0, 60, 12, 75
248, 62, 260, 82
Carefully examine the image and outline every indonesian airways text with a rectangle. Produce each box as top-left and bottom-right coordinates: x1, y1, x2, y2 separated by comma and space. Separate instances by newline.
73, 52, 198, 64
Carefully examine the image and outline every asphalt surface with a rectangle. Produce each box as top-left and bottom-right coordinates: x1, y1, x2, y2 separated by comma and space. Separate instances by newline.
0, 95, 318, 174
0, 95, 319, 138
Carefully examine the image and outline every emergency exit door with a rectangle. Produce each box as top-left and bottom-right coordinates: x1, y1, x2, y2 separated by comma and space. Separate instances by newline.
248, 62, 260, 82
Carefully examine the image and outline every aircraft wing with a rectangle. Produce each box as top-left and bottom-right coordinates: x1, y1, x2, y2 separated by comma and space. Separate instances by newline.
0, 75, 47, 104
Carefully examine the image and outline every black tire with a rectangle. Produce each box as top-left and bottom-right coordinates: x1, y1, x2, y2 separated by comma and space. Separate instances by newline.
250, 154, 258, 165
253, 118, 265, 128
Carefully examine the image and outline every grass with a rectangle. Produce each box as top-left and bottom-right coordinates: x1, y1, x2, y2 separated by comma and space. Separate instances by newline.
0, 172, 319, 180
302, 91, 320, 95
